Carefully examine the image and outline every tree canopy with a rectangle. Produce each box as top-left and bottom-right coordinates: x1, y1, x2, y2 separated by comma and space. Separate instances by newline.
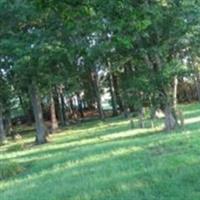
0, 0, 199, 144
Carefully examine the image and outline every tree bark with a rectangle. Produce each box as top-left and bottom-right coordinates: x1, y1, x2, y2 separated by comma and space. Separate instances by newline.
5, 112, 12, 136
50, 92, 58, 131
194, 77, 200, 102
109, 74, 118, 116
57, 86, 67, 126
107, 60, 118, 116
60, 92, 67, 124
139, 107, 145, 128
193, 70, 200, 102
112, 75, 124, 112
91, 70, 104, 120
29, 83, 47, 144
0, 103, 6, 143
173, 76, 178, 109
77, 93, 84, 118
152, 53, 178, 131
189, 57, 200, 102
164, 104, 177, 131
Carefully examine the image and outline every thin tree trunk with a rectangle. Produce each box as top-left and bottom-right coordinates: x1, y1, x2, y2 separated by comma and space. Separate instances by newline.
193, 72, 200, 102
108, 60, 118, 116
5, 112, 12, 136
139, 107, 145, 128
96, 85, 104, 120
150, 105, 156, 128
91, 70, 104, 120
190, 57, 200, 102
173, 76, 178, 109
60, 92, 67, 124
69, 97, 74, 115
77, 93, 84, 118
113, 75, 124, 112
109, 74, 118, 116
122, 99, 129, 119
50, 92, 58, 131
29, 83, 47, 144
18, 94, 26, 116
57, 88, 65, 126
0, 103, 6, 143
57, 86, 67, 126
194, 78, 200, 101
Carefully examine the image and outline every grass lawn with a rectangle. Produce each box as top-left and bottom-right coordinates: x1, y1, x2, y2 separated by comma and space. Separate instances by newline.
1, 103, 200, 200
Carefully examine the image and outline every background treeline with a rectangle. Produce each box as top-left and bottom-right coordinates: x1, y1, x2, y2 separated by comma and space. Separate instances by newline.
0, 0, 199, 144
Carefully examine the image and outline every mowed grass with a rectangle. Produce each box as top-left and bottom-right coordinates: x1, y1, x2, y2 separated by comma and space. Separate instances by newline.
1, 103, 200, 200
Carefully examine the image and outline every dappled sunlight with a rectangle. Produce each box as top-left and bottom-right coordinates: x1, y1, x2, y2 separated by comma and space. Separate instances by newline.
54, 120, 129, 143
0, 124, 160, 161
100, 127, 162, 141
184, 109, 200, 115
0, 145, 143, 191
1, 103, 200, 199
184, 116, 200, 125
2, 137, 200, 200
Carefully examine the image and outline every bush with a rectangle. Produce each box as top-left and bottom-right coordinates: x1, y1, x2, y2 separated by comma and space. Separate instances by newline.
0, 161, 24, 180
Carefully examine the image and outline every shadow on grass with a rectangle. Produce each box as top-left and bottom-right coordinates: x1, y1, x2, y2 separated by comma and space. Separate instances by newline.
184, 110, 200, 120
1, 103, 200, 199
4, 115, 200, 165
2, 134, 200, 200
3, 119, 200, 184
3, 125, 162, 163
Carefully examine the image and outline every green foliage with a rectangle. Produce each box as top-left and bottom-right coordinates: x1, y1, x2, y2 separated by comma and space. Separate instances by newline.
0, 0, 199, 142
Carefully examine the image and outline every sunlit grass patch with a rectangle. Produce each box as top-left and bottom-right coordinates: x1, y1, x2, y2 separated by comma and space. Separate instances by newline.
0, 103, 200, 200
6, 143, 25, 152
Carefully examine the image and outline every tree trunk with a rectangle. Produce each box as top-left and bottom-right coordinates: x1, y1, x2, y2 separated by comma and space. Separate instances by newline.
113, 75, 124, 113
60, 92, 67, 124
18, 94, 26, 115
50, 92, 58, 131
193, 72, 200, 102
96, 85, 105, 120
150, 105, 156, 128
58, 92, 65, 126
108, 64, 118, 116
91, 70, 104, 120
5, 112, 12, 136
57, 86, 67, 126
109, 76, 118, 116
0, 104, 6, 143
29, 83, 47, 144
194, 78, 200, 101
152, 53, 177, 131
77, 93, 84, 118
164, 104, 177, 131
69, 97, 74, 116
173, 76, 178, 109
139, 107, 145, 128
190, 58, 200, 102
